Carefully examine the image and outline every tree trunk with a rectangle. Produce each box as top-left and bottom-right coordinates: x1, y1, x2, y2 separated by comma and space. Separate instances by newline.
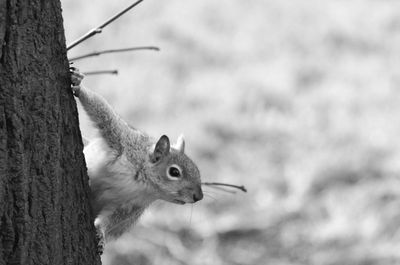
0, 1, 101, 264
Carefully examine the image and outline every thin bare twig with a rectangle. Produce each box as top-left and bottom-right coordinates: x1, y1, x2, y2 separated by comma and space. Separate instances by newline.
202, 182, 247, 193
204, 185, 237, 194
69, 46, 160, 61
67, 0, 145, 50
83, 70, 118, 76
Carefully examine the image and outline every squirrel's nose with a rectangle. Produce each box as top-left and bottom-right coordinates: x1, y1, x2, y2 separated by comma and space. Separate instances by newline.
193, 186, 203, 202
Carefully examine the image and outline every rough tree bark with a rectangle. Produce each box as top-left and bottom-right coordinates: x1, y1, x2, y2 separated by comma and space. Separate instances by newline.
0, 1, 101, 264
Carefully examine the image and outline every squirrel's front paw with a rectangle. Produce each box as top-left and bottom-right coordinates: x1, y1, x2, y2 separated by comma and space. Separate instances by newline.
96, 229, 105, 256
70, 67, 84, 96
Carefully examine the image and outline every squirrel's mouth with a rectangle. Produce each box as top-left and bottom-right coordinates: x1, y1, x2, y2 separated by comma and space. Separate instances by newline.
172, 199, 186, 205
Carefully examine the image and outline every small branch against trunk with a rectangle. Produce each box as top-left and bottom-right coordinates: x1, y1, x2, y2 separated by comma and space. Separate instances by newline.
83, 70, 119, 76
67, 0, 145, 50
202, 182, 247, 193
69, 46, 160, 61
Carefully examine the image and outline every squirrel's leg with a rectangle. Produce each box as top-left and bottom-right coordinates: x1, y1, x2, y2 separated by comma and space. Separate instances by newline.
70, 68, 130, 153
103, 206, 145, 241
96, 227, 105, 255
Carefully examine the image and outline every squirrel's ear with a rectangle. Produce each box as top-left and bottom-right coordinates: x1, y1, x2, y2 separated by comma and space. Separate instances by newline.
175, 134, 185, 153
151, 135, 170, 163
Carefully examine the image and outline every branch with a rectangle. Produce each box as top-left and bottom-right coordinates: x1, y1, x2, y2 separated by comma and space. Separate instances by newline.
69, 46, 160, 61
82, 70, 118, 76
203, 185, 237, 194
202, 182, 247, 193
67, 0, 145, 50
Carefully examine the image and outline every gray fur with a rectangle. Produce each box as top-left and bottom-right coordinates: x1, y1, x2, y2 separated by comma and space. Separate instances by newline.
72, 77, 203, 242
104, 205, 145, 240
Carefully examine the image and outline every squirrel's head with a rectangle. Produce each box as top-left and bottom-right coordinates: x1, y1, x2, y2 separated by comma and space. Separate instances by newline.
148, 135, 203, 205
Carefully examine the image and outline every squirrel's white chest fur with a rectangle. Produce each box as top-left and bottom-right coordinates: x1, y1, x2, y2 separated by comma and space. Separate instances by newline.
84, 138, 155, 216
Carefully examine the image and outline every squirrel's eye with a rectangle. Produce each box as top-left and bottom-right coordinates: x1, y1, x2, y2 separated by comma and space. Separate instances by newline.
167, 166, 181, 179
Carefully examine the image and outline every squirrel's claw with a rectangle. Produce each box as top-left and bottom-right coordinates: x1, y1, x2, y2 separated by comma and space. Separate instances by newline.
70, 67, 84, 96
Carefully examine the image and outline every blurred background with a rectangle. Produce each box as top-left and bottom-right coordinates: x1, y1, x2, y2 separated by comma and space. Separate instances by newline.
63, 1, 400, 264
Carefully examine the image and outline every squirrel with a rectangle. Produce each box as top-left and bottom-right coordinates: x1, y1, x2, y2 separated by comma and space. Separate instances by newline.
70, 68, 203, 242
